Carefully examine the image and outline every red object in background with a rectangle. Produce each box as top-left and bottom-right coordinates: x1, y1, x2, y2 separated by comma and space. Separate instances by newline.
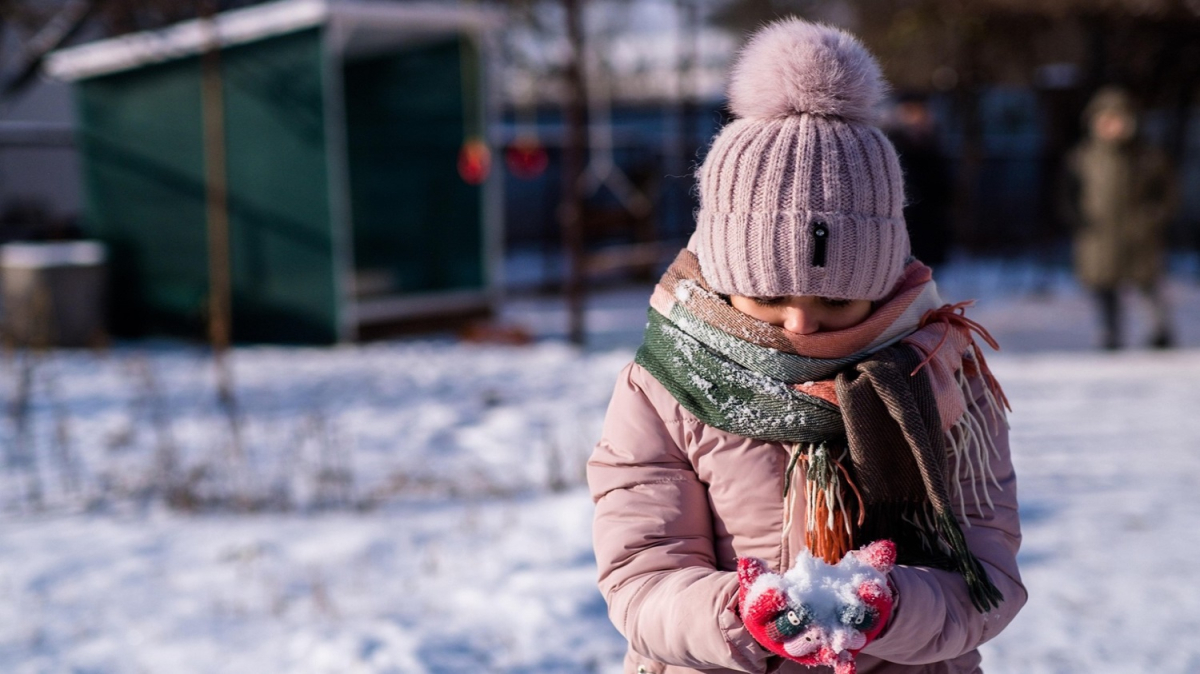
458, 138, 491, 185
505, 135, 549, 179
458, 321, 534, 346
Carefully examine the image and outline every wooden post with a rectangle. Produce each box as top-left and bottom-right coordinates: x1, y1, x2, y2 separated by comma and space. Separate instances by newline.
198, 1, 243, 467
561, 0, 588, 346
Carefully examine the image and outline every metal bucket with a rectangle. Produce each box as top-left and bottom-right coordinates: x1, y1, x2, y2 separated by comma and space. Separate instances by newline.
0, 241, 107, 347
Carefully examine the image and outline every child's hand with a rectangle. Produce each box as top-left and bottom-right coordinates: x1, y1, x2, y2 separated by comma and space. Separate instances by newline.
737, 540, 896, 674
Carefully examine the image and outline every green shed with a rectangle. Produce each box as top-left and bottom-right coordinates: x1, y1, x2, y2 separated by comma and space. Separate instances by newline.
46, 0, 502, 343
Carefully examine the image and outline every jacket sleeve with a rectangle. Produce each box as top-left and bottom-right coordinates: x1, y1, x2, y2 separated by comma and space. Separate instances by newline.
588, 362, 774, 673
861, 372, 1027, 664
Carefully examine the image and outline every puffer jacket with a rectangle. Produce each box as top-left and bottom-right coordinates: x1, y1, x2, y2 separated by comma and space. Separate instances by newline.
588, 361, 1025, 674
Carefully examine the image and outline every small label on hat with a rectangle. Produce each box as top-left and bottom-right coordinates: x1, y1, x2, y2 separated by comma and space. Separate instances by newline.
811, 221, 829, 267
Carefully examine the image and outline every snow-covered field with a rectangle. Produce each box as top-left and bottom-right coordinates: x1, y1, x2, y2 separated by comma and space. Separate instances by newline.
2, 258, 1199, 673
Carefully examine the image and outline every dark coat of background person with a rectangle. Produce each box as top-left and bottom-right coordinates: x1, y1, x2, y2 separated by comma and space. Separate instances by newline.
1060, 90, 1178, 291
889, 97, 953, 267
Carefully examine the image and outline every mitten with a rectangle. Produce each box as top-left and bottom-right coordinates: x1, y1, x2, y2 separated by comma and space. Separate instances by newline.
737, 540, 896, 674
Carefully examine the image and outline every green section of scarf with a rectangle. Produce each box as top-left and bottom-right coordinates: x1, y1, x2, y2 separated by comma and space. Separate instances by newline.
635, 300, 1003, 613
636, 306, 847, 443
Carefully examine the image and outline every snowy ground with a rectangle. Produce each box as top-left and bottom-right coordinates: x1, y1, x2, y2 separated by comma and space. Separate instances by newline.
2, 257, 1199, 673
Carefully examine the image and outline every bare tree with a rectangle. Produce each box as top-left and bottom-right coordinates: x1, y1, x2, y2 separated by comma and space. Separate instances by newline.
0, 0, 91, 101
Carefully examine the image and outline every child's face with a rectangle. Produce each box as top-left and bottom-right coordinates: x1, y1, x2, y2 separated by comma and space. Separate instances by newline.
730, 295, 873, 335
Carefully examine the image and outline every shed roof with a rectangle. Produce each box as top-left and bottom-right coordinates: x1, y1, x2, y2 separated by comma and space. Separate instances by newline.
45, 0, 497, 81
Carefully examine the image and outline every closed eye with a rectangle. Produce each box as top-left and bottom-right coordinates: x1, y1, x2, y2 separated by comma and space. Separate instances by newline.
819, 297, 854, 308
751, 296, 786, 307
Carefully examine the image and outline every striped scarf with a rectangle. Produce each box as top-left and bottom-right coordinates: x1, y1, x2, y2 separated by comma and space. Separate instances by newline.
635, 249, 1008, 612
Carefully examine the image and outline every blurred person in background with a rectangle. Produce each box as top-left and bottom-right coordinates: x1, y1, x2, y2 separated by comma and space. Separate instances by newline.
1061, 86, 1178, 350
888, 93, 953, 269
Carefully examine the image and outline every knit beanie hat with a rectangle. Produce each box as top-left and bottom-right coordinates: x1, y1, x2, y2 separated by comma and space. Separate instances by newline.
691, 18, 909, 301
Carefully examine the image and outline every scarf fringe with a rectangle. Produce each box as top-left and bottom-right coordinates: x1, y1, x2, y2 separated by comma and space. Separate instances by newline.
800, 443, 865, 565
795, 363, 1008, 563
798, 441, 1004, 614
935, 508, 1005, 612
912, 301, 1011, 415
899, 503, 951, 557
945, 368, 1009, 527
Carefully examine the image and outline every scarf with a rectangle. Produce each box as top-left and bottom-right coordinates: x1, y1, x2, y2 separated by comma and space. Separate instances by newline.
636, 249, 1008, 612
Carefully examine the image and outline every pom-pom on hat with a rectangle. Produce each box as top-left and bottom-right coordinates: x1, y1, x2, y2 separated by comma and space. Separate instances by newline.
692, 18, 910, 301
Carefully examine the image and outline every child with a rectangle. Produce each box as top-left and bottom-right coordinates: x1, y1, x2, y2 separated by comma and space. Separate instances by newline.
588, 18, 1025, 674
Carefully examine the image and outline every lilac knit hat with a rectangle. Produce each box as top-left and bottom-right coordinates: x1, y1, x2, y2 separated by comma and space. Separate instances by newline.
691, 18, 909, 301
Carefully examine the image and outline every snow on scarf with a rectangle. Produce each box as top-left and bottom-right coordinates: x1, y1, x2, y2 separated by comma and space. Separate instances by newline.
635, 249, 1009, 612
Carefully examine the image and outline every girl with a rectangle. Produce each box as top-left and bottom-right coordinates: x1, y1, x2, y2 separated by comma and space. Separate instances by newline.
588, 19, 1025, 674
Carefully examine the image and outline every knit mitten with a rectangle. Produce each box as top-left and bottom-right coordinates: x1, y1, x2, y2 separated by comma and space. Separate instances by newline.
737, 540, 896, 674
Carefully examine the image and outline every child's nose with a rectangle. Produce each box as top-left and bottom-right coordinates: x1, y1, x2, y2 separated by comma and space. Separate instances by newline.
782, 307, 820, 335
